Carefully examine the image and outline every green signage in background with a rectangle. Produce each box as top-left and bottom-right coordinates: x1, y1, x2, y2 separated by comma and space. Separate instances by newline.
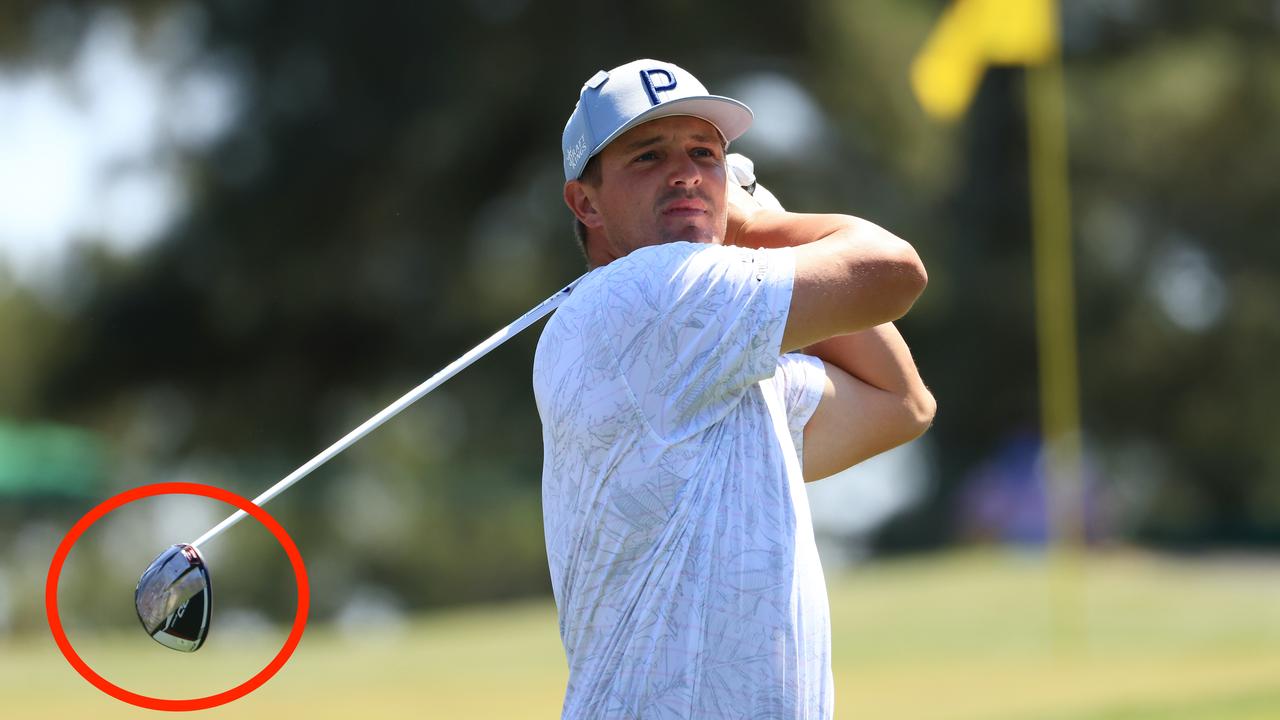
0, 420, 103, 498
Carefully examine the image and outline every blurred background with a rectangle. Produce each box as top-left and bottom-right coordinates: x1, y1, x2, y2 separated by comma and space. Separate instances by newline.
2, 1, 1279, 718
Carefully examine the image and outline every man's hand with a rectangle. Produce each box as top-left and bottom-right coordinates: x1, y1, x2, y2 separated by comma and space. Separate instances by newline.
724, 182, 764, 247
724, 153, 785, 247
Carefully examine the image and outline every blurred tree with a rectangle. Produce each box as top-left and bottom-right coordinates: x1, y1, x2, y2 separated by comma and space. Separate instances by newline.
8, 0, 816, 620
0, 0, 1277, 629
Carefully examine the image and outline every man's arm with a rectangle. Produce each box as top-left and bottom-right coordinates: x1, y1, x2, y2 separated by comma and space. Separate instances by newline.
801, 327, 935, 480
726, 183, 935, 480
727, 202, 927, 351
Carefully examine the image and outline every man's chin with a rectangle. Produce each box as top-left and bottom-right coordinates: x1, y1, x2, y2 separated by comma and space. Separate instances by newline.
659, 224, 716, 245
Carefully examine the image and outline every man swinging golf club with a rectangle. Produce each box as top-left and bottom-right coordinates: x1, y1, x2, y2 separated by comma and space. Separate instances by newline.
534, 59, 936, 718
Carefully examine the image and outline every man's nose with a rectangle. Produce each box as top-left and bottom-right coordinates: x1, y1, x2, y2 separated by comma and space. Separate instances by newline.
667, 154, 702, 187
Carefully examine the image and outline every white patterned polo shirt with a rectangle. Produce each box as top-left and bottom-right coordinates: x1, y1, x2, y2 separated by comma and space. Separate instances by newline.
534, 241, 831, 719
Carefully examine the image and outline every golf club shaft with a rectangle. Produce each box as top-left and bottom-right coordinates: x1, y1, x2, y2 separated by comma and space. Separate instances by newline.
190, 276, 584, 550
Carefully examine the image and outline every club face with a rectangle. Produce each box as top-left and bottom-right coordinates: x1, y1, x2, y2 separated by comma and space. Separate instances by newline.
135, 544, 211, 652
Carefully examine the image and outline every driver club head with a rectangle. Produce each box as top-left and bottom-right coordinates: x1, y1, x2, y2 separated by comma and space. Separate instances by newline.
135, 543, 212, 652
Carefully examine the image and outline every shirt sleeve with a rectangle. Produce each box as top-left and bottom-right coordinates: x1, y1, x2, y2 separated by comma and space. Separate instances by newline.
599, 242, 796, 440
773, 352, 828, 460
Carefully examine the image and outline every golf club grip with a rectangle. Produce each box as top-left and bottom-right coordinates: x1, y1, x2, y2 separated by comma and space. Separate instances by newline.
190, 275, 585, 549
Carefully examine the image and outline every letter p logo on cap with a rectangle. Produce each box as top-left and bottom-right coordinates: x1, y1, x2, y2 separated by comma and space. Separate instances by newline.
640, 68, 677, 105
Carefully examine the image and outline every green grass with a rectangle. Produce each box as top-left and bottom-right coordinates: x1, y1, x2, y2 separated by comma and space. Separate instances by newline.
7, 550, 1280, 718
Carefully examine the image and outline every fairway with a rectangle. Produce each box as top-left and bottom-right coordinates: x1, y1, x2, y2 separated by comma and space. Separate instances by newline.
10, 550, 1280, 719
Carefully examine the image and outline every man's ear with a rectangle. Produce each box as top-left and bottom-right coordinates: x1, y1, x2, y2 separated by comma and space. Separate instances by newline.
564, 180, 605, 229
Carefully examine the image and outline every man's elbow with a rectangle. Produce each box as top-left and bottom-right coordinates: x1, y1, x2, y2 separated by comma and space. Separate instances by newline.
883, 241, 928, 321
903, 387, 937, 440
844, 216, 927, 322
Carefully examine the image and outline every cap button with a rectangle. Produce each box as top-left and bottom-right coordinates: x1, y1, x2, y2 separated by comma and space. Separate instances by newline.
585, 70, 609, 89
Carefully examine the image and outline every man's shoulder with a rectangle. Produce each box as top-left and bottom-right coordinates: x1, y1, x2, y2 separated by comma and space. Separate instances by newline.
597, 242, 760, 294
621, 241, 752, 272
540, 242, 766, 337
554, 243, 700, 309
602, 241, 699, 281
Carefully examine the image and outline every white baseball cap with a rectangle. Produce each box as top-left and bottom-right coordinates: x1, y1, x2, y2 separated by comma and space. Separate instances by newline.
561, 59, 754, 181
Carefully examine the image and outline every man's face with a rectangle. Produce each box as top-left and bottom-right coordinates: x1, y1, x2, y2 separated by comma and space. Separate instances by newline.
572, 115, 728, 259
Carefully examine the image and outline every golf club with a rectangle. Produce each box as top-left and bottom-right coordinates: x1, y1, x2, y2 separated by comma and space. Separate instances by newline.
135, 275, 584, 651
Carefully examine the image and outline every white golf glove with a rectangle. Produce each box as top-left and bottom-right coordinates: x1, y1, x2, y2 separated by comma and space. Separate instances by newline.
726, 153, 784, 211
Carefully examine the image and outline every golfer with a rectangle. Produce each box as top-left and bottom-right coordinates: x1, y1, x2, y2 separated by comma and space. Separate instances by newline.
534, 59, 935, 719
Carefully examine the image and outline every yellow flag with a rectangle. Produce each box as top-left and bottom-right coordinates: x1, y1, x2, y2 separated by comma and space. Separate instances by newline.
911, 0, 1058, 121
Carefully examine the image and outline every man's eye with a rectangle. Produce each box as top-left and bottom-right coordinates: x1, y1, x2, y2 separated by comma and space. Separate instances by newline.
634, 151, 658, 162
691, 147, 714, 157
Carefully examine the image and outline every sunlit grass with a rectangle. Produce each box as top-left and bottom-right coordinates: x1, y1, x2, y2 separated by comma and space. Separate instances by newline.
7, 550, 1279, 719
